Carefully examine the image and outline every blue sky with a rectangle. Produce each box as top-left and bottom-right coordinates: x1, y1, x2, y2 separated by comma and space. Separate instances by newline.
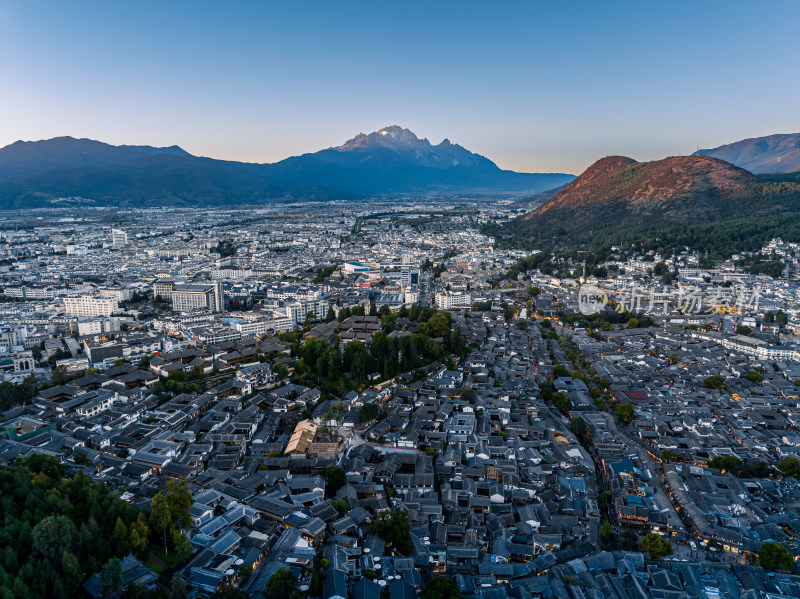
1, 0, 798, 173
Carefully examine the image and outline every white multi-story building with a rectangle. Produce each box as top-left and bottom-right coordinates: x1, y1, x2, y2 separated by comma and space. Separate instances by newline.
172, 282, 223, 312
261, 285, 325, 301
76, 317, 122, 337
0, 325, 28, 348
63, 295, 119, 318
211, 268, 253, 280
97, 287, 136, 302
284, 298, 330, 328
153, 277, 185, 301
435, 291, 471, 310
111, 228, 128, 249
3, 286, 56, 300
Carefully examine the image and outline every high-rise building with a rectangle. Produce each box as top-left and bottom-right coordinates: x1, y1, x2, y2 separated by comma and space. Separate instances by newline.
111, 228, 128, 249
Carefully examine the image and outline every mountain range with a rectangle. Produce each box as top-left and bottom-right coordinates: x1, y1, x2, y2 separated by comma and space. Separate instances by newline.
695, 133, 800, 174
0, 127, 575, 209
500, 153, 800, 253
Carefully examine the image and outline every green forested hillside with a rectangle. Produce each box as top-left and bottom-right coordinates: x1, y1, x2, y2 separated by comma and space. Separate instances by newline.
495, 155, 800, 256
0, 455, 192, 599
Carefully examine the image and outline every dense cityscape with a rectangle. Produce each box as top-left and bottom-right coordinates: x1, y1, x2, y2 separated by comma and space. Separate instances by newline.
2, 198, 800, 598
3, 2, 800, 598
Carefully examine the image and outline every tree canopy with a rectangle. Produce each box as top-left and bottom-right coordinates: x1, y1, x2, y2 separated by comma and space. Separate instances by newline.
0, 454, 146, 598
322, 466, 347, 497
553, 391, 571, 411
759, 542, 795, 571
357, 402, 380, 424
638, 533, 674, 560
421, 576, 461, 599
615, 402, 636, 423
371, 509, 413, 555
264, 567, 304, 599
779, 457, 800, 479
703, 375, 726, 390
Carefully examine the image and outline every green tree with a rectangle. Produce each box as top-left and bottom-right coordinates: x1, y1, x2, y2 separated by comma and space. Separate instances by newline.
238, 563, 254, 584
422, 311, 452, 338
553, 364, 570, 377
615, 402, 636, 423
759, 541, 795, 571
165, 479, 194, 529
51, 365, 71, 385
0, 455, 146, 598
736, 325, 753, 336
100, 557, 123, 596
601, 520, 614, 539
638, 533, 674, 560
460, 385, 477, 403
570, 416, 589, 444
660, 449, 681, 462
553, 391, 571, 411
331, 498, 350, 515
421, 576, 461, 599
263, 567, 304, 599
620, 528, 638, 551
779, 456, 800, 479
708, 455, 743, 474
322, 466, 347, 496
170, 573, 189, 599
150, 492, 172, 554
747, 370, 763, 384
357, 403, 380, 424
112, 517, 129, 554
703, 375, 726, 389
171, 528, 193, 560
371, 510, 413, 555
129, 513, 150, 556
32, 515, 75, 560
217, 583, 248, 599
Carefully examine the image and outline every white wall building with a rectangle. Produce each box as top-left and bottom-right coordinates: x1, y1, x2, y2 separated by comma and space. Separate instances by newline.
63, 295, 119, 318
111, 228, 128, 249
435, 291, 471, 310
171, 282, 223, 312
76, 317, 122, 337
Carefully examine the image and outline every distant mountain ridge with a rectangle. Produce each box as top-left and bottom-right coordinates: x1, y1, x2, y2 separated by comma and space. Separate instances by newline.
267, 125, 573, 196
695, 132, 800, 174
0, 136, 191, 180
500, 154, 800, 248
0, 128, 575, 208
334, 125, 496, 169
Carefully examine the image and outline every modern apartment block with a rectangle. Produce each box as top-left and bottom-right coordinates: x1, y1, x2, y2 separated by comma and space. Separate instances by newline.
63, 294, 119, 317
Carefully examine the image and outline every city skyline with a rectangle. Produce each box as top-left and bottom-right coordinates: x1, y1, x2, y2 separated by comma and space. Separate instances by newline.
1, 0, 798, 174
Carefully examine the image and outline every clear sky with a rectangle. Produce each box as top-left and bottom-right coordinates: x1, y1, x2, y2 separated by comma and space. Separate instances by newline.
1, 0, 798, 174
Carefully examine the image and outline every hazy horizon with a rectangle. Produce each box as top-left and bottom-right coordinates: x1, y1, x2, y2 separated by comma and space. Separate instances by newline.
1, 0, 798, 174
